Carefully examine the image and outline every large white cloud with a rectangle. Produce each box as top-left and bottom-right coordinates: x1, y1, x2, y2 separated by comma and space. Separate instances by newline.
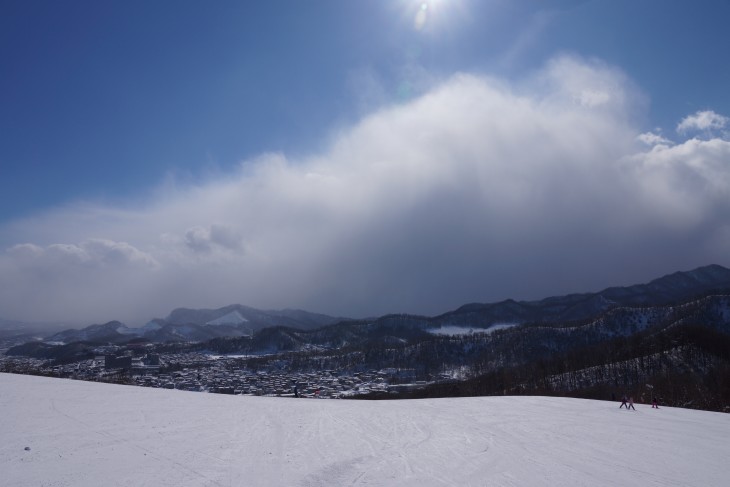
1, 55, 729, 325
621, 138, 730, 228
8, 239, 158, 270
183, 224, 244, 255
676, 110, 729, 136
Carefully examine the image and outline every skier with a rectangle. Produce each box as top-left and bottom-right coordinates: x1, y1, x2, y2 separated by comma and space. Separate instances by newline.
619, 395, 628, 409
651, 396, 659, 408
628, 396, 636, 410
293, 385, 299, 398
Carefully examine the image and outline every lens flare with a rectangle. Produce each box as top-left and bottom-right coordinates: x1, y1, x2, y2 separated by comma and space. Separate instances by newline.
407, 0, 464, 33
414, 4, 429, 30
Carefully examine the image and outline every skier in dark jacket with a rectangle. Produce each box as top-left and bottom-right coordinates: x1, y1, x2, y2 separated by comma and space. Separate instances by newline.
651, 396, 659, 408
619, 395, 628, 409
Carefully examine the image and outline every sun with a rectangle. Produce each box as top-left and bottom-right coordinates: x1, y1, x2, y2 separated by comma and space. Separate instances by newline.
405, 0, 465, 32
414, 2, 430, 30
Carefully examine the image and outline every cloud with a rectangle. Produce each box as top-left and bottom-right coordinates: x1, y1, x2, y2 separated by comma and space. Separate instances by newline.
184, 224, 244, 255
637, 131, 673, 147
8, 239, 158, 270
676, 110, 729, 136
1, 240, 159, 324
1, 55, 729, 325
621, 138, 730, 228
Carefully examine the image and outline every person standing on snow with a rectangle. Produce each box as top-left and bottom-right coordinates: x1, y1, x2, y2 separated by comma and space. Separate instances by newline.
628, 396, 636, 410
619, 395, 628, 409
651, 396, 659, 408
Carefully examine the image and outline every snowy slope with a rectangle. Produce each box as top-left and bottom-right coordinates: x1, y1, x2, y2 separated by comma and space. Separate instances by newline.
1, 373, 728, 487
206, 310, 248, 326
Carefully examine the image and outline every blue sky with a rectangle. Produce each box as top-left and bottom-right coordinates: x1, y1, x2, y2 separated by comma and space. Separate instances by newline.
2, 0, 730, 325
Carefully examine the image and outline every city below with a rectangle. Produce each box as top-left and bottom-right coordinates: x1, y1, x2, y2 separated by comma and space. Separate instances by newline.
0, 342, 439, 399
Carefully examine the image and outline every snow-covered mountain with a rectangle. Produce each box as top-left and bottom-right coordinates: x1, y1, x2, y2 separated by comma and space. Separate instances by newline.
205, 310, 247, 326
434, 264, 730, 328
43, 305, 346, 344
164, 304, 343, 331
37, 264, 730, 345
2, 373, 729, 486
45, 321, 131, 344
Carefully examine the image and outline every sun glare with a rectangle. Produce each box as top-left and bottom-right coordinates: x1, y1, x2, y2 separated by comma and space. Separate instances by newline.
414, 4, 429, 30
405, 0, 466, 32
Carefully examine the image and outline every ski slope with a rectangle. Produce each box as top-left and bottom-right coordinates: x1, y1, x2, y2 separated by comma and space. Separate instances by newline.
1, 373, 728, 486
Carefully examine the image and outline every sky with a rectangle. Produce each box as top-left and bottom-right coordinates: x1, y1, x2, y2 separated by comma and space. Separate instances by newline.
2, 0, 730, 326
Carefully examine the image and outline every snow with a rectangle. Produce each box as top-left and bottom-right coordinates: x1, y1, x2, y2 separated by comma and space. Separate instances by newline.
206, 310, 248, 326
115, 324, 138, 335
2, 373, 729, 487
429, 323, 517, 336
140, 320, 163, 332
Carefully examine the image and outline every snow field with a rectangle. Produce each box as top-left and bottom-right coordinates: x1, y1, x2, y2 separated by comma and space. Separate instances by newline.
1, 373, 728, 486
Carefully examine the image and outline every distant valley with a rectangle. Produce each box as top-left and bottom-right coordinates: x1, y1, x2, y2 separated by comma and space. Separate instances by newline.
3, 264, 730, 412
11, 263, 730, 346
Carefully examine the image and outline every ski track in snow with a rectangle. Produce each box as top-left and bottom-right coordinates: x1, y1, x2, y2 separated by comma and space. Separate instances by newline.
1, 373, 729, 486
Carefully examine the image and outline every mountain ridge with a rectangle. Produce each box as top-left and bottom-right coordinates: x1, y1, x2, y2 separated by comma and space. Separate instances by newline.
39, 264, 730, 344
435, 264, 730, 327
6, 265, 730, 412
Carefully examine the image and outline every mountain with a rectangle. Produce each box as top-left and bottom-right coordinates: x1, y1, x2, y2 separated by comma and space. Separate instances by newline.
205, 310, 247, 326
8, 264, 730, 412
42, 305, 348, 344
164, 304, 344, 331
144, 322, 252, 343
432, 264, 730, 328
46, 321, 131, 344
33, 264, 730, 347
